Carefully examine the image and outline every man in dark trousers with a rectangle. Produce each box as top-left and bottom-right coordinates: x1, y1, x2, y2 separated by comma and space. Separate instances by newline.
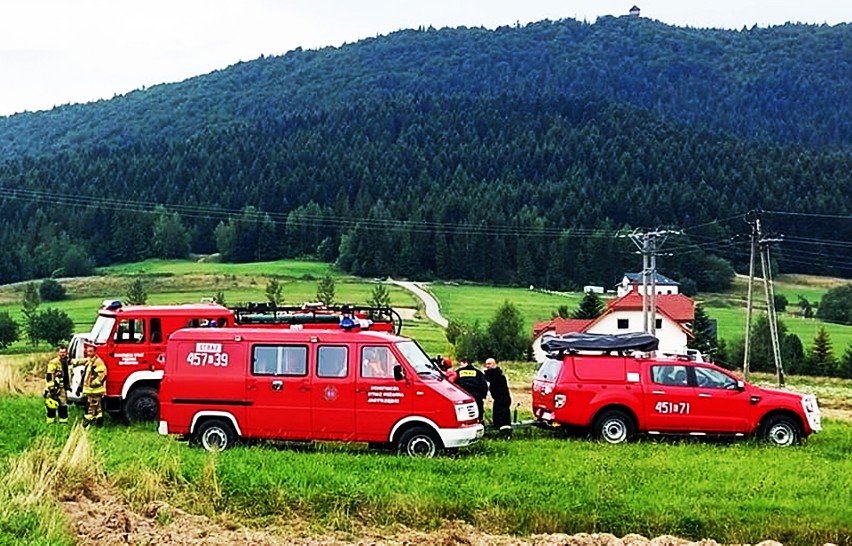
454, 358, 488, 422
484, 357, 512, 438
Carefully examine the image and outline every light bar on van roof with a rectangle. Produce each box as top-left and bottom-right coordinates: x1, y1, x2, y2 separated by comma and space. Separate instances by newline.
101, 299, 122, 310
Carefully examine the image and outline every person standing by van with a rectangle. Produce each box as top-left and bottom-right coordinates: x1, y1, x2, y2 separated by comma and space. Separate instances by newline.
454, 359, 487, 422
44, 345, 70, 424
484, 357, 512, 438
79, 341, 107, 427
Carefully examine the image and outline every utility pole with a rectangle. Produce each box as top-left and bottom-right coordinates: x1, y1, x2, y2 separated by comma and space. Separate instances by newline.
627, 229, 680, 336
743, 216, 758, 381
742, 211, 785, 387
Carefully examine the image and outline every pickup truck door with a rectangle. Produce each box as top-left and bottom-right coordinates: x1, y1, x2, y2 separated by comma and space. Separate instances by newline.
643, 364, 697, 432
692, 366, 751, 433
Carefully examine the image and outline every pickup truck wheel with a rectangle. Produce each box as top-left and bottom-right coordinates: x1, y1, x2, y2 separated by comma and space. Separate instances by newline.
594, 410, 634, 444
760, 415, 800, 447
123, 386, 159, 423
398, 427, 440, 458
196, 419, 236, 451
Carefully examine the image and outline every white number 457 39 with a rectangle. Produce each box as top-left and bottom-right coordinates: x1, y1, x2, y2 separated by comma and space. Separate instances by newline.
655, 401, 690, 415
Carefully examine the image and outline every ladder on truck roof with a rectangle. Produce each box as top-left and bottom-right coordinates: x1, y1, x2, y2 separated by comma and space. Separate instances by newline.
230, 302, 403, 335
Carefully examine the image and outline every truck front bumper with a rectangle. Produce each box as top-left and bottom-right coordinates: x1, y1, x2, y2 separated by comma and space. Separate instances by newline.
438, 423, 485, 448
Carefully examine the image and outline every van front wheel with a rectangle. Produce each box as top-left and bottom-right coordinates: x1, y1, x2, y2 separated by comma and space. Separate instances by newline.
196, 419, 236, 452
398, 427, 440, 458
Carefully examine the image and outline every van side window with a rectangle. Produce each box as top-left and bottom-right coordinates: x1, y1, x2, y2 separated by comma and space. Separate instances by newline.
651, 365, 689, 386
361, 346, 398, 379
317, 346, 348, 378
252, 345, 308, 376
114, 319, 145, 344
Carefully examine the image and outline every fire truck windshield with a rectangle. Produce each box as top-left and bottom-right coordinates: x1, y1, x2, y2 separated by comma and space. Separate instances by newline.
395, 340, 439, 376
90, 315, 116, 344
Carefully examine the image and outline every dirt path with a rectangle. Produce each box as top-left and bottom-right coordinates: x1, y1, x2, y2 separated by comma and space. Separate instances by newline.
62, 483, 776, 546
388, 279, 448, 328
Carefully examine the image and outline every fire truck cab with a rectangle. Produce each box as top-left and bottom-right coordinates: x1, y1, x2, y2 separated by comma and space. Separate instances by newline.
532, 332, 821, 446
77, 301, 234, 422
158, 327, 484, 457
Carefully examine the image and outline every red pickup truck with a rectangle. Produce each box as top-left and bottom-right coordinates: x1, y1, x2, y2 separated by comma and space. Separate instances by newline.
532, 333, 821, 446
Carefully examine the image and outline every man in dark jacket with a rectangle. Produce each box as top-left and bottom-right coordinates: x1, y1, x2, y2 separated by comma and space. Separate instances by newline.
484, 357, 512, 437
454, 358, 488, 422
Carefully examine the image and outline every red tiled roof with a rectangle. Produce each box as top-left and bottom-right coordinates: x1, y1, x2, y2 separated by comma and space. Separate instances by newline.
532, 317, 594, 337
606, 292, 694, 322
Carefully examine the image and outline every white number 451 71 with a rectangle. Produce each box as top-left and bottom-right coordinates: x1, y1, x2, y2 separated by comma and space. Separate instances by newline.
655, 401, 690, 415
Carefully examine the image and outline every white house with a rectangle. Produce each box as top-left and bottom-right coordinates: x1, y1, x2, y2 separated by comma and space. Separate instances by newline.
532, 291, 695, 362
617, 272, 680, 297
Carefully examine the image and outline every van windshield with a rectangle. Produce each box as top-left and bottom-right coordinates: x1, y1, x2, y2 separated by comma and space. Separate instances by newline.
535, 358, 562, 381
90, 315, 116, 344
395, 340, 440, 377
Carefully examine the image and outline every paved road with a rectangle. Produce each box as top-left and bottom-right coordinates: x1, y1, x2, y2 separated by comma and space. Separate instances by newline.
388, 279, 448, 328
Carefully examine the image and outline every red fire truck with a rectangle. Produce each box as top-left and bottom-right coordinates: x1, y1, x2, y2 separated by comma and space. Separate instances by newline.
69, 300, 401, 423
532, 332, 821, 446
158, 327, 484, 456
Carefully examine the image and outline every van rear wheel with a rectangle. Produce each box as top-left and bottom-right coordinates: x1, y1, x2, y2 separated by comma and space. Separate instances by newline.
196, 419, 237, 451
593, 409, 635, 444
398, 427, 440, 458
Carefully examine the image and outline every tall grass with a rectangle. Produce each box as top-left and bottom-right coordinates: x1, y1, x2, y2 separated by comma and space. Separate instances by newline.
0, 424, 101, 545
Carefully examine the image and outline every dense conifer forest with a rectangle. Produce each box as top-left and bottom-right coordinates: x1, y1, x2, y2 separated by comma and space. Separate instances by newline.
0, 16, 849, 289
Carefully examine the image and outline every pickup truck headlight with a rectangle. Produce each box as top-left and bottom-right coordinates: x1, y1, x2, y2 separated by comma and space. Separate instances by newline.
554, 394, 567, 408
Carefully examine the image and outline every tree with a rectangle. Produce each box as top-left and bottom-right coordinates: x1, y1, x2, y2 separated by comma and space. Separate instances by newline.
32, 308, 74, 347
21, 282, 41, 346
62, 244, 94, 277
447, 320, 486, 362
554, 305, 571, 319
265, 277, 284, 306
39, 279, 67, 302
839, 343, 852, 380
316, 274, 336, 306
368, 284, 391, 309
152, 206, 191, 259
484, 301, 528, 361
689, 304, 716, 355
0, 312, 19, 349
125, 278, 148, 305
773, 294, 788, 313
214, 290, 227, 306
573, 291, 604, 319
729, 314, 803, 374
807, 326, 838, 377
816, 285, 852, 325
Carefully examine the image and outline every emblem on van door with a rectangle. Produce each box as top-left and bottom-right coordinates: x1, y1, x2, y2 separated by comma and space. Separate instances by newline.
324, 386, 338, 401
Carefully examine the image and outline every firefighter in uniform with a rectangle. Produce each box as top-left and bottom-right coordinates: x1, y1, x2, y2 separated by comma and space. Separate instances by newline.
80, 341, 107, 426
44, 345, 71, 424
454, 359, 488, 422
484, 357, 512, 438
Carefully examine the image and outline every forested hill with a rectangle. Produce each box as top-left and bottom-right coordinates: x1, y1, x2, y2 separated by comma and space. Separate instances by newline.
0, 16, 850, 289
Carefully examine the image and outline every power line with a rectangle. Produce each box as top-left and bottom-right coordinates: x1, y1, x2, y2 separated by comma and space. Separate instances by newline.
764, 210, 852, 220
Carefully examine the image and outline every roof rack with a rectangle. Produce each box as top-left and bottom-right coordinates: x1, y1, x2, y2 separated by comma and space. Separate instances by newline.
230, 302, 403, 335
541, 332, 659, 354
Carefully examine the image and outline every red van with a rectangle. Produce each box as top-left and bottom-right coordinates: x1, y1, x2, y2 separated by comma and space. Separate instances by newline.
532, 333, 821, 446
158, 328, 484, 456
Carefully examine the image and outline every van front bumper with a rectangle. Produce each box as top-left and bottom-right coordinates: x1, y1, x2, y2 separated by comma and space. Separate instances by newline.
438, 423, 485, 448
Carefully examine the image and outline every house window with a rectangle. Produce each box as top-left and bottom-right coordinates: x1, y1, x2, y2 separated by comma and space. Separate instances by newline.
656, 318, 662, 329
617, 319, 629, 329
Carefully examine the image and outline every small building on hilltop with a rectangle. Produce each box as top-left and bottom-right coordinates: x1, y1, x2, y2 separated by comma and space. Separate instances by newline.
532, 291, 695, 362
629, 5, 641, 17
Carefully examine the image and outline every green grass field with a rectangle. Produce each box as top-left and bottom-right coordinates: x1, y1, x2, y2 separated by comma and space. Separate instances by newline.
0, 394, 850, 545
430, 284, 583, 326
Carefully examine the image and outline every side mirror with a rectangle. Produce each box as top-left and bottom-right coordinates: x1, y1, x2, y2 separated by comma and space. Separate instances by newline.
393, 364, 405, 381
736, 380, 745, 391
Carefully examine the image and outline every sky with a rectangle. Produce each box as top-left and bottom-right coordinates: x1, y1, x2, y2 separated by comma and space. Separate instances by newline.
0, 0, 849, 117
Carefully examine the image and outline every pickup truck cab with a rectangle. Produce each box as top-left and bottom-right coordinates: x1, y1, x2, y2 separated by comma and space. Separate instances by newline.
532, 333, 821, 446
158, 327, 484, 456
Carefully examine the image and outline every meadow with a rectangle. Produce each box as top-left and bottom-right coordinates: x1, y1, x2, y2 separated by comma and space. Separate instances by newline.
1, 259, 851, 543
